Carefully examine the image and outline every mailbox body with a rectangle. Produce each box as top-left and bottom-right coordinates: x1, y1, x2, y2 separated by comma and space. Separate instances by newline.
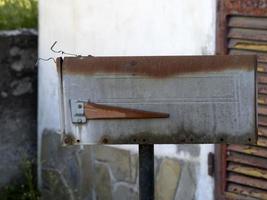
57, 55, 257, 144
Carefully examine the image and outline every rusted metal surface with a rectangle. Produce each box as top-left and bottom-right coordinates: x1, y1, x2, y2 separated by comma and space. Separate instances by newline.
227, 183, 267, 199
258, 106, 267, 115
63, 55, 254, 77
229, 50, 267, 61
258, 127, 267, 136
258, 116, 267, 126
216, 1, 267, 199
258, 74, 267, 84
233, 43, 267, 52
58, 55, 256, 144
224, 192, 260, 200
257, 63, 267, 72
258, 95, 267, 104
84, 102, 169, 120
214, 144, 228, 200
257, 136, 267, 146
224, 0, 267, 16
216, 0, 267, 55
228, 173, 267, 190
258, 85, 267, 94
229, 40, 267, 52
227, 144, 267, 158
230, 50, 267, 63
228, 28, 267, 41
228, 16, 267, 29
227, 151, 267, 169
227, 163, 267, 179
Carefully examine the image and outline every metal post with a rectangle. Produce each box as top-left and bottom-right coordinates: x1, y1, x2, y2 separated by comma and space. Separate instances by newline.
139, 144, 154, 200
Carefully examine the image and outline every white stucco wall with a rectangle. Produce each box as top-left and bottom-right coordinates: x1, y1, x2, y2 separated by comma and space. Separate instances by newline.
38, 0, 216, 199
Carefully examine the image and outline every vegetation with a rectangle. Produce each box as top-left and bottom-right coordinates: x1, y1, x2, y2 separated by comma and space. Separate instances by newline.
0, 0, 38, 30
0, 159, 40, 200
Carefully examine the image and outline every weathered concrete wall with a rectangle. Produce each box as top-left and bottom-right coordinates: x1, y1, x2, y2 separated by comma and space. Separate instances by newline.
0, 29, 37, 187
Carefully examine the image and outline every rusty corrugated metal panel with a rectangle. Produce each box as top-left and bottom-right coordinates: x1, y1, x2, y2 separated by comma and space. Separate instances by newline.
257, 136, 267, 146
229, 39, 267, 51
216, 1, 267, 198
228, 16, 267, 30
258, 106, 267, 115
258, 95, 267, 104
258, 116, 267, 126
228, 173, 267, 190
228, 28, 267, 41
227, 152, 267, 169
227, 144, 267, 158
257, 63, 267, 72
223, 0, 267, 17
216, 0, 267, 56
227, 163, 267, 179
229, 49, 267, 60
258, 127, 267, 136
227, 183, 267, 199
258, 84, 267, 94
225, 192, 260, 200
257, 74, 267, 84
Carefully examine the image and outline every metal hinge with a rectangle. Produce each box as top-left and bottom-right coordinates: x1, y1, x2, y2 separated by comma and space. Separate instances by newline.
208, 152, 214, 177
70, 100, 87, 124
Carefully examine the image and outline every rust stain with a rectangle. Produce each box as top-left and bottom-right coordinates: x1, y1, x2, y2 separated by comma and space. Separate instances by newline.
63, 134, 77, 145
61, 55, 256, 78
84, 102, 169, 119
224, 0, 267, 17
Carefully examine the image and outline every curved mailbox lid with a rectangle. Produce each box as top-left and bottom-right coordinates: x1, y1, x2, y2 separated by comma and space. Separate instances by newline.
57, 55, 257, 145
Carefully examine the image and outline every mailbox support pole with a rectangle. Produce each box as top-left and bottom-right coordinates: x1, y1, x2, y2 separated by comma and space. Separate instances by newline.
139, 144, 154, 200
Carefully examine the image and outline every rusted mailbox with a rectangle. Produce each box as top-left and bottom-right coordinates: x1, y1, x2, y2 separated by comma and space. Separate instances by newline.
57, 55, 257, 145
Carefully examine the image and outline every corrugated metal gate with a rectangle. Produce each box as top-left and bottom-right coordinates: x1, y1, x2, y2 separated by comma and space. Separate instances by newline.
216, 0, 267, 199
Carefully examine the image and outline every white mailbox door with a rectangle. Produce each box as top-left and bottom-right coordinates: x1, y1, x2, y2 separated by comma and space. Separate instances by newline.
57, 55, 257, 145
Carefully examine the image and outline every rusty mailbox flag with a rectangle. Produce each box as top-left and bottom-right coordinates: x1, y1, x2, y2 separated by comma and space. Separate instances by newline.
57, 55, 257, 145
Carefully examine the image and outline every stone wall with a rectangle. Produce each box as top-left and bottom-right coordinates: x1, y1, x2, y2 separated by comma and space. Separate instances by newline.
0, 29, 37, 187
41, 130, 199, 200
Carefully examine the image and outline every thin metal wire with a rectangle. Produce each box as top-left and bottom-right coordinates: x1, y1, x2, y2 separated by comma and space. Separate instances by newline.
50, 41, 81, 57
35, 41, 82, 66
35, 57, 56, 66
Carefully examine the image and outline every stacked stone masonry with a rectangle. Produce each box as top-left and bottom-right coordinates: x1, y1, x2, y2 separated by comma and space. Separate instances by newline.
41, 131, 199, 200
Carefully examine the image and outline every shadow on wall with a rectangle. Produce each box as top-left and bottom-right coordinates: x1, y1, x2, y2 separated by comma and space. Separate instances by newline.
41, 129, 199, 200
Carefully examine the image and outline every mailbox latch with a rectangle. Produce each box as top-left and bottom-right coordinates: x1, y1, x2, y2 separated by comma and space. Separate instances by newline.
70, 100, 87, 124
